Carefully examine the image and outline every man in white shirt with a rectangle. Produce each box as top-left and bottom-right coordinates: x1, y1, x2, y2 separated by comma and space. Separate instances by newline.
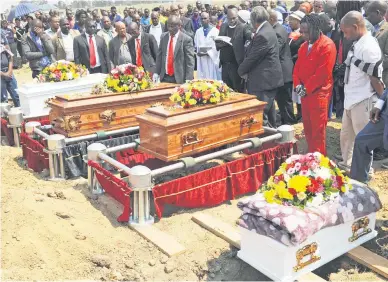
52, 18, 80, 61
340, 11, 384, 172
194, 12, 221, 80
45, 16, 60, 38
145, 11, 165, 47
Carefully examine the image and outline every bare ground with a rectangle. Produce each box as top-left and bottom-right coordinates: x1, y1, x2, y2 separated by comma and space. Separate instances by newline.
1, 67, 387, 281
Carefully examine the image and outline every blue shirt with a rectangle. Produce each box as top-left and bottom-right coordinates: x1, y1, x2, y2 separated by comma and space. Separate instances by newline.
1, 28, 14, 44
109, 14, 123, 23
140, 16, 150, 26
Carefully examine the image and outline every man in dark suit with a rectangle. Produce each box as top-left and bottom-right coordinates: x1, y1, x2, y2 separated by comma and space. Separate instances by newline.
269, 9, 296, 125
170, 4, 195, 39
73, 19, 110, 74
216, 7, 251, 92
155, 15, 195, 84
238, 6, 283, 128
127, 22, 158, 74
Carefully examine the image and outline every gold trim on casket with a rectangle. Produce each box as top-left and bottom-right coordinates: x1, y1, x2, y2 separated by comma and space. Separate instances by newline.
48, 83, 177, 137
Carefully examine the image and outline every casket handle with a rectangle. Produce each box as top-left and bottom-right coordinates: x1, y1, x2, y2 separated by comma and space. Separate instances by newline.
181, 131, 203, 147
293, 242, 321, 272
99, 110, 116, 123
349, 216, 372, 242
241, 116, 258, 128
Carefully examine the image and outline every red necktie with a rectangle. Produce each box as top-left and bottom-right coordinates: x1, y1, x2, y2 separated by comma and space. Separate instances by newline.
167, 34, 174, 76
89, 35, 96, 67
136, 38, 142, 67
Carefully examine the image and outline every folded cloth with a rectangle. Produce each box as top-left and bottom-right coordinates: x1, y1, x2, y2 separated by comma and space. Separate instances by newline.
237, 180, 382, 246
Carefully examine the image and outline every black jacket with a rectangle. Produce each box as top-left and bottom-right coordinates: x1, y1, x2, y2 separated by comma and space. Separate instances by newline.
128, 32, 158, 74
217, 22, 252, 65
238, 22, 283, 92
273, 23, 294, 83
73, 33, 111, 73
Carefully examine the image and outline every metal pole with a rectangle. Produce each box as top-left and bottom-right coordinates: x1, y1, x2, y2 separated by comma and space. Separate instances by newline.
128, 165, 154, 225
262, 126, 279, 135
87, 143, 107, 194
105, 142, 137, 154
48, 154, 55, 179
12, 128, 20, 147
98, 153, 132, 176
40, 124, 52, 130
151, 132, 283, 177
33, 127, 50, 140
53, 154, 59, 178
59, 152, 65, 178
65, 126, 139, 144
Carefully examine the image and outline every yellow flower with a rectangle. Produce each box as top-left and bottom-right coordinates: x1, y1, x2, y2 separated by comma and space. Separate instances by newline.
264, 189, 276, 204
188, 99, 197, 105
288, 175, 311, 193
181, 101, 186, 107
320, 156, 330, 168
275, 181, 294, 200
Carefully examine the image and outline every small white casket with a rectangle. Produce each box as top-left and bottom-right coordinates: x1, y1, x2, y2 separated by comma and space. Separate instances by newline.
17, 73, 107, 117
237, 180, 381, 282
238, 213, 377, 282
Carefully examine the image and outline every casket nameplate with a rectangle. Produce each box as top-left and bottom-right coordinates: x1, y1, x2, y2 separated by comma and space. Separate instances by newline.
99, 109, 116, 123
293, 242, 321, 272
181, 131, 203, 147
349, 216, 372, 242
241, 116, 258, 128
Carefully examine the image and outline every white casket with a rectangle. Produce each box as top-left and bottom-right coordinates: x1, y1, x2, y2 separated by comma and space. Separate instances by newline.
17, 73, 107, 117
238, 213, 377, 282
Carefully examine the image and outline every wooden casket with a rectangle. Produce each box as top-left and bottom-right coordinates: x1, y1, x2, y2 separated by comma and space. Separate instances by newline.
17, 73, 107, 117
48, 83, 176, 137
136, 93, 267, 162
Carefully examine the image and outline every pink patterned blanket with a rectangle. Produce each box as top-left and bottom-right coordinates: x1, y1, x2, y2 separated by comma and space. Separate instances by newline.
237, 181, 381, 246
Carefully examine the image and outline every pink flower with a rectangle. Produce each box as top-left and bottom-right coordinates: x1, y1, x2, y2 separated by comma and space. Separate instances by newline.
294, 162, 301, 171
309, 161, 318, 171
287, 167, 296, 175
300, 170, 309, 176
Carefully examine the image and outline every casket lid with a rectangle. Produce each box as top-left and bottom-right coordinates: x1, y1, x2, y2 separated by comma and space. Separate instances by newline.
53, 83, 177, 102
144, 93, 259, 117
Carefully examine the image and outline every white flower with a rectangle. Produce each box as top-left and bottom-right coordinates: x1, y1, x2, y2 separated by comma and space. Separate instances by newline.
306, 193, 324, 208
313, 152, 322, 160
315, 167, 332, 180
294, 162, 302, 171
297, 192, 306, 200
67, 72, 73, 80
283, 173, 290, 183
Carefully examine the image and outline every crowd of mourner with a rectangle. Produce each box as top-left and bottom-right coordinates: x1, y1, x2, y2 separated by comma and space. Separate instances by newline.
2, 0, 388, 184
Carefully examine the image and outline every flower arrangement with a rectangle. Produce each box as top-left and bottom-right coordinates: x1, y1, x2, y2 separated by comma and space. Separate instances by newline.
104, 64, 152, 93
169, 79, 232, 108
262, 152, 352, 209
37, 60, 88, 83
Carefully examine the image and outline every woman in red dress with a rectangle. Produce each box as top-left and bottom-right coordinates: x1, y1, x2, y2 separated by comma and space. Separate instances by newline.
293, 14, 337, 156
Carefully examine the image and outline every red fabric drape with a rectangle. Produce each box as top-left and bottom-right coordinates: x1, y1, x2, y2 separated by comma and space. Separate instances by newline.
20, 132, 49, 172
88, 160, 132, 222
152, 143, 295, 218
153, 165, 229, 218
1, 118, 14, 146
24, 115, 49, 123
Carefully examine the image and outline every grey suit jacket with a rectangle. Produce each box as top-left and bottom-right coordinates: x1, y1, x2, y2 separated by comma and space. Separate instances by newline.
218, 22, 251, 65
238, 22, 283, 92
73, 33, 111, 73
128, 33, 158, 73
52, 29, 80, 61
181, 17, 195, 39
273, 23, 294, 83
109, 33, 131, 67
156, 31, 195, 84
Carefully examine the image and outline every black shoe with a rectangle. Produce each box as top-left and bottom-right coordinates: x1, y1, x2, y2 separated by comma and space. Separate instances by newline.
373, 151, 388, 161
